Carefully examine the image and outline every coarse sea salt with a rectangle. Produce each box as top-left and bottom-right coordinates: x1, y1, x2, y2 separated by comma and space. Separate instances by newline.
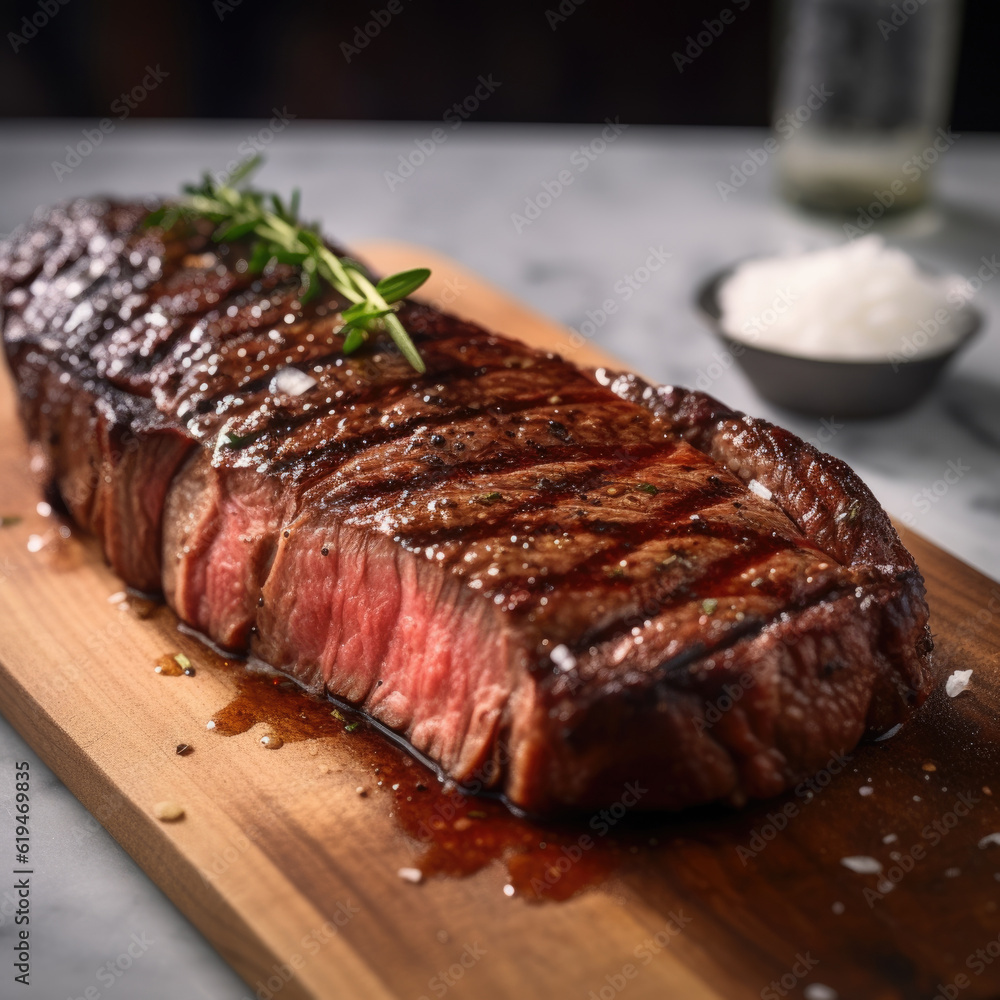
945, 669, 973, 698
550, 644, 577, 672
270, 366, 317, 396
719, 236, 972, 361
840, 855, 882, 874
804, 986, 839, 1000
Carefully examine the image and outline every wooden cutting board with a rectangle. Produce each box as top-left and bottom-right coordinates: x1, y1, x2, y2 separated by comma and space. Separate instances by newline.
1, 242, 999, 1000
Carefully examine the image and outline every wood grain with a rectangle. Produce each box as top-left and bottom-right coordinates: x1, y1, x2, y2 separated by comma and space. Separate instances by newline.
0, 242, 998, 1000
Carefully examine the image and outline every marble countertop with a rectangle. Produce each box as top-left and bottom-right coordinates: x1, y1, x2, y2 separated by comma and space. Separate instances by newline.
0, 121, 997, 999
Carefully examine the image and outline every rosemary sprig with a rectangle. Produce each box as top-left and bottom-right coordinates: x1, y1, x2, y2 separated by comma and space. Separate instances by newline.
145, 156, 429, 373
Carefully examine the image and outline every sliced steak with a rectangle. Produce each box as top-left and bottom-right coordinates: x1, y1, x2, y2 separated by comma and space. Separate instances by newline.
0, 198, 935, 812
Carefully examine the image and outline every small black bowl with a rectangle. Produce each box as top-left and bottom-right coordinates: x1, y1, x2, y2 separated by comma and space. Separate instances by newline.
696, 267, 982, 418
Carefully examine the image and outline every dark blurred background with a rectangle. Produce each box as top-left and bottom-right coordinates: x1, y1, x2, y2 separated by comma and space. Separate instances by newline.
0, 0, 996, 129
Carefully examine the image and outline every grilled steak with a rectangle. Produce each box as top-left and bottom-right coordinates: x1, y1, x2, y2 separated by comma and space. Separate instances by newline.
0, 198, 934, 812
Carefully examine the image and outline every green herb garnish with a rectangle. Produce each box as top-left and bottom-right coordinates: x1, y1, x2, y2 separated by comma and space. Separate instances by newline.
145, 156, 430, 373
331, 708, 346, 721
701, 598, 718, 614
344, 721, 360, 733
475, 492, 504, 505
223, 431, 257, 450
635, 483, 658, 496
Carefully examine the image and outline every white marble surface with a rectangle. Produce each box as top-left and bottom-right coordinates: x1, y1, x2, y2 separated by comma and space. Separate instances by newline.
0, 121, 998, 999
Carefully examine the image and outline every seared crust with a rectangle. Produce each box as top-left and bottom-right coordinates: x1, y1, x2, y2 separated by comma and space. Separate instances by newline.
503, 373, 934, 809
0, 198, 935, 812
608, 371, 934, 727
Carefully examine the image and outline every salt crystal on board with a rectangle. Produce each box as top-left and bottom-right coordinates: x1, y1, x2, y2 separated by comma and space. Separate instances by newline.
945, 669, 973, 697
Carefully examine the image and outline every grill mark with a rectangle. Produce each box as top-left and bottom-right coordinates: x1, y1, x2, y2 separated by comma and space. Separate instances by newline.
28, 218, 322, 386
193, 337, 587, 426
389, 451, 728, 551
568, 530, 808, 652
263, 385, 623, 476
138, 250, 493, 396
10, 222, 193, 365
191, 343, 458, 419
118, 271, 320, 388
138, 284, 305, 377
673, 577, 848, 680
33, 211, 179, 342
6, 203, 824, 624
483, 481, 769, 600
303, 441, 669, 507
16, 207, 606, 467
562, 575, 850, 695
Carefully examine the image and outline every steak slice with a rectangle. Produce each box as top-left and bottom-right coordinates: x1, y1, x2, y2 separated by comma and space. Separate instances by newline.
0, 198, 934, 812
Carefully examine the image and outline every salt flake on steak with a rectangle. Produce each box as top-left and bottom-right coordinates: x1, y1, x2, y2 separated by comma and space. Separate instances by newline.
840, 856, 882, 874
270, 367, 317, 396
550, 644, 577, 672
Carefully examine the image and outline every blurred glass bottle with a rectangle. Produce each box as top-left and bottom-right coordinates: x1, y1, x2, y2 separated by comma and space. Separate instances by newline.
773, 0, 962, 214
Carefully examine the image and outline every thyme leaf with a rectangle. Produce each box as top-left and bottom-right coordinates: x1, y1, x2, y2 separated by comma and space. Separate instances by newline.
145, 156, 430, 373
